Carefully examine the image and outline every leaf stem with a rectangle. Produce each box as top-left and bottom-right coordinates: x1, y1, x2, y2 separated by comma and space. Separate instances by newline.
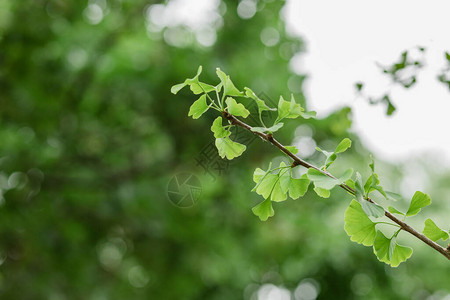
375, 222, 401, 228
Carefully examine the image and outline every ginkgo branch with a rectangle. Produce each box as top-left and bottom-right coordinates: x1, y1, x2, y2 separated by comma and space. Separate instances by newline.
222, 110, 450, 260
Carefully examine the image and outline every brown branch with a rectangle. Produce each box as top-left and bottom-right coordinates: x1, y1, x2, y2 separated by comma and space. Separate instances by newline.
222, 111, 450, 260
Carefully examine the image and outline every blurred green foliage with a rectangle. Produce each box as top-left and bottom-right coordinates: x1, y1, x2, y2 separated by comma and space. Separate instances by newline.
0, 0, 449, 299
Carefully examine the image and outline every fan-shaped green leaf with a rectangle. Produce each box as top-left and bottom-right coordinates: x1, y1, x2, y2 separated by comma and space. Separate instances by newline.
289, 178, 310, 199
225, 97, 250, 118
255, 173, 278, 199
373, 231, 412, 267
406, 191, 431, 216
216, 68, 243, 97
215, 137, 246, 160
251, 123, 284, 133
344, 200, 377, 246
423, 219, 449, 242
335, 138, 352, 153
188, 95, 208, 119
252, 199, 274, 221
211, 117, 230, 138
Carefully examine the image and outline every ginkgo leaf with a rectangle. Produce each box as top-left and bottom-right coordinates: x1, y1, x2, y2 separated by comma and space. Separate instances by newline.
244, 87, 275, 114
360, 201, 385, 218
278, 166, 291, 194
252, 199, 274, 221
388, 206, 405, 215
188, 95, 208, 119
225, 97, 250, 118
373, 231, 413, 267
307, 168, 352, 190
335, 138, 352, 153
255, 173, 278, 199
406, 191, 431, 216
211, 117, 231, 138
317, 138, 351, 169
344, 199, 377, 246
276, 95, 303, 121
314, 186, 330, 198
251, 123, 284, 133
289, 177, 310, 199
364, 173, 380, 195
271, 180, 288, 202
300, 110, 316, 119
285, 146, 298, 154
423, 219, 449, 242
307, 169, 340, 190
216, 68, 243, 97
189, 82, 216, 94
171, 82, 186, 95
355, 172, 365, 203
171, 66, 216, 95
385, 192, 402, 201
253, 168, 266, 184
215, 137, 246, 160
171, 66, 203, 94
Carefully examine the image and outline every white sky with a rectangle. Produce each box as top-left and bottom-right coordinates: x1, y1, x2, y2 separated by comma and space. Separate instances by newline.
284, 0, 450, 166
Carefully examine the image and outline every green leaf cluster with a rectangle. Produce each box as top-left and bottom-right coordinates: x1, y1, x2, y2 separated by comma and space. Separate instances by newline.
211, 117, 246, 160
344, 200, 412, 267
307, 168, 352, 198
251, 162, 310, 221
316, 138, 352, 169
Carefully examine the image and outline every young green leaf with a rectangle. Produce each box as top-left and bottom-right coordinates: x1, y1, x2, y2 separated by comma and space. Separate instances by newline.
171, 66, 216, 95
344, 199, 377, 246
252, 163, 273, 191
423, 219, 449, 242
211, 117, 231, 138
171, 82, 187, 95
335, 138, 352, 153
189, 82, 216, 95
278, 167, 291, 194
225, 97, 250, 118
300, 110, 317, 119
354, 172, 365, 203
244, 87, 275, 114
307, 169, 340, 190
251, 123, 284, 134
316, 138, 351, 169
188, 95, 209, 119
323, 153, 337, 169
313, 186, 330, 198
373, 231, 412, 267
364, 173, 380, 195
385, 191, 402, 201
289, 177, 310, 199
285, 146, 298, 154
255, 173, 278, 199
387, 206, 405, 215
216, 68, 243, 97
406, 191, 431, 216
253, 168, 266, 184
360, 201, 385, 218
252, 198, 274, 221
171, 66, 203, 94
271, 180, 288, 202
276, 95, 303, 121
215, 137, 246, 160
355, 172, 384, 218
307, 168, 352, 198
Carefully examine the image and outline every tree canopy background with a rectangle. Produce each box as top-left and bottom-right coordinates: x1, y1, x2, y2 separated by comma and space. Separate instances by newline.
0, 0, 449, 299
